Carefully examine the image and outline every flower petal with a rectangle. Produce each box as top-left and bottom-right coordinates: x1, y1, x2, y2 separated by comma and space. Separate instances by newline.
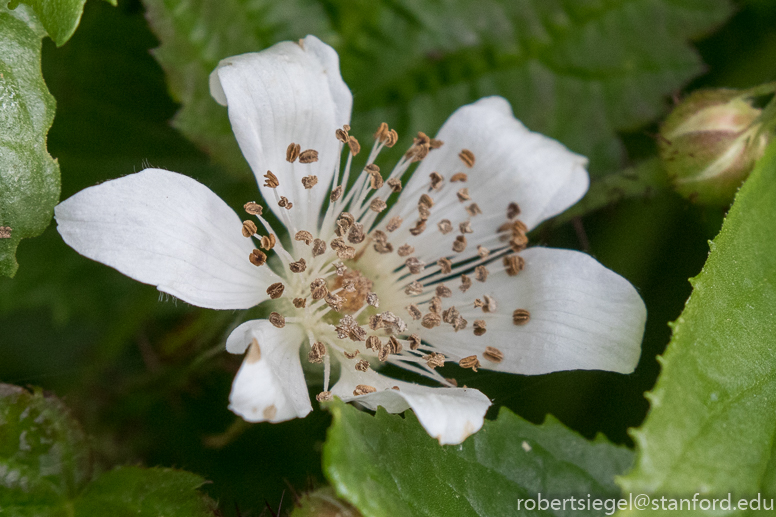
55, 169, 277, 309
210, 35, 352, 231
413, 247, 646, 375
331, 362, 491, 445
227, 320, 312, 422
389, 97, 588, 264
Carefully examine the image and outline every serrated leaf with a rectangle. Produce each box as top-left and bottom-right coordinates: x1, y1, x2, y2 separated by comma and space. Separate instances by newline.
0, 5, 60, 277
6, 0, 115, 47
323, 399, 632, 517
616, 140, 776, 515
143, 0, 731, 178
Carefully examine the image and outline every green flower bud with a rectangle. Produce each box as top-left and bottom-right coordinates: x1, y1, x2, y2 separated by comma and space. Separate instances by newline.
659, 89, 770, 205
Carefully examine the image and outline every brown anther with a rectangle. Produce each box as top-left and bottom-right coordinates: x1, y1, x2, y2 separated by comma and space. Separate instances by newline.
499, 220, 529, 235
452, 235, 467, 253
477, 245, 490, 258
374, 122, 389, 142
456, 188, 470, 202
312, 238, 327, 257
344, 349, 360, 359
386, 336, 401, 355
423, 352, 446, 369
366, 336, 381, 351
429, 296, 442, 314
269, 312, 285, 328
483, 346, 503, 363
397, 244, 414, 257
450, 172, 468, 182
286, 142, 301, 162
347, 135, 361, 156
365, 163, 380, 174
459, 221, 473, 234
378, 345, 391, 362
278, 196, 293, 210
442, 306, 460, 324
249, 249, 267, 267
473, 319, 487, 336
376, 311, 407, 334
406, 142, 430, 162
353, 385, 376, 396
453, 316, 468, 332
419, 194, 434, 209
504, 255, 525, 276
334, 262, 347, 276
289, 258, 307, 273
459, 149, 475, 167
293, 297, 307, 308
242, 220, 258, 237
330, 185, 344, 202
429, 138, 443, 149
421, 312, 442, 329
264, 170, 279, 188
386, 178, 402, 193
267, 283, 285, 299
335, 128, 349, 143
244, 201, 263, 215
474, 298, 484, 309
459, 355, 481, 372
435, 284, 452, 298
510, 232, 528, 252
459, 274, 472, 292
316, 391, 333, 402
438, 219, 453, 235
385, 129, 399, 147
308, 341, 326, 363
405, 281, 424, 296
405, 257, 425, 274
437, 257, 452, 274
330, 236, 347, 251
466, 203, 482, 216
344, 223, 363, 245
483, 295, 497, 313
429, 172, 444, 190
418, 204, 431, 220
366, 292, 379, 308
310, 278, 328, 300
355, 359, 370, 372
294, 230, 313, 245
373, 241, 394, 254
337, 246, 355, 260
513, 309, 531, 325
369, 171, 383, 190
260, 233, 276, 250
385, 216, 403, 232
409, 220, 427, 236
301, 175, 318, 189
414, 132, 430, 146
369, 197, 387, 213
405, 304, 422, 320
507, 202, 521, 219
325, 292, 344, 311
299, 149, 319, 163
475, 265, 489, 282
408, 334, 421, 350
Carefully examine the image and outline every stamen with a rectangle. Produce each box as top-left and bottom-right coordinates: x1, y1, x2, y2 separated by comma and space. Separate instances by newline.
504, 254, 525, 276
299, 149, 319, 163
369, 197, 387, 212
355, 359, 370, 372
423, 352, 446, 369
459, 149, 475, 167
438, 219, 453, 234
312, 238, 327, 257
421, 312, 442, 329
429, 172, 444, 190
269, 312, 285, 328
249, 249, 267, 267
452, 235, 467, 252
366, 292, 379, 307
289, 258, 307, 273
388, 335, 403, 354
477, 245, 490, 258
475, 265, 489, 282
442, 306, 459, 324
301, 175, 318, 189
405, 257, 425, 274
260, 234, 276, 250
293, 297, 307, 308
450, 172, 467, 182
278, 196, 293, 210
453, 316, 468, 332
457, 188, 470, 202
409, 220, 427, 236
267, 282, 285, 299
347, 135, 361, 156
386, 178, 402, 193
483, 295, 497, 313
330, 185, 344, 202
513, 309, 531, 325
405, 281, 424, 295
353, 385, 377, 396
459, 274, 472, 292
244, 202, 263, 215
483, 346, 503, 363
335, 126, 349, 143
466, 203, 482, 216
310, 278, 328, 300
397, 244, 414, 257
295, 230, 313, 245
429, 296, 442, 314
459, 355, 481, 372
264, 171, 279, 188
325, 292, 345, 311
347, 223, 365, 244
435, 284, 452, 298
459, 221, 473, 234
405, 304, 422, 320
408, 334, 421, 350
242, 220, 258, 237
365, 336, 381, 351
473, 320, 487, 336
386, 216, 403, 232
316, 391, 333, 402
286, 142, 301, 162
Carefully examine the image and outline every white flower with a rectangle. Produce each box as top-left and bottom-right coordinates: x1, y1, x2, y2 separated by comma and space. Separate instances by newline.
55, 35, 646, 445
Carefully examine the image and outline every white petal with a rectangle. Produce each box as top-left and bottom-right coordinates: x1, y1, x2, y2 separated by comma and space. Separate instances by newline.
414, 247, 646, 375
331, 364, 491, 445
227, 320, 312, 422
55, 169, 276, 310
389, 97, 588, 264
210, 35, 352, 231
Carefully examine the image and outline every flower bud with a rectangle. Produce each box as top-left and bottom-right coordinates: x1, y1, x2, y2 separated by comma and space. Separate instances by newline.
659, 89, 770, 205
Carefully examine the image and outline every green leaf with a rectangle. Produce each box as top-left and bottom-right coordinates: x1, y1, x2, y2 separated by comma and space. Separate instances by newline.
143, 0, 731, 178
6, 0, 115, 47
616, 140, 776, 513
0, 384, 218, 516
0, 5, 60, 277
323, 399, 632, 517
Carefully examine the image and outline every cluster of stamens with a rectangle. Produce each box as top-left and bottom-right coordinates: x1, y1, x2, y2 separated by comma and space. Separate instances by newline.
238, 121, 533, 400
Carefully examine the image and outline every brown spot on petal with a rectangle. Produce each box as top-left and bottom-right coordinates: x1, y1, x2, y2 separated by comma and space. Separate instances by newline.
246, 338, 261, 363
263, 405, 277, 420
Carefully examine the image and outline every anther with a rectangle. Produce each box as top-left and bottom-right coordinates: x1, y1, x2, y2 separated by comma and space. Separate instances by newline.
510, 232, 528, 252
442, 306, 459, 324
260, 234, 276, 250
483, 346, 503, 363
374, 122, 389, 142
293, 297, 307, 308
421, 312, 442, 329
365, 336, 381, 351
312, 238, 327, 257
397, 244, 414, 257
316, 391, 333, 402
477, 245, 490, 258
438, 219, 453, 234
302, 175, 318, 189
435, 284, 452, 298
419, 194, 434, 209
269, 312, 285, 328
459, 221, 473, 234
409, 220, 427, 236
386, 216, 403, 232
512, 309, 531, 325
459, 274, 472, 292
353, 385, 376, 396
347, 135, 361, 156
504, 255, 525, 276
369, 197, 387, 213
405, 304, 422, 320
278, 196, 293, 210
368, 170, 383, 190
249, 249, 267, 267
335, 126, 349, 143
405, 257, 425, 274
475, 265, 489, 282
483, 295, 497, 313
473, 320, 487, 336
378, 345, 390, 362
343, 349, 360, 360
388, 336, 403, 354
373, 241, 393, 254
437, 257, 452, 274
453, 316, 468, 332
299, 149, 319, 163
459, 355, 481, 372
386, 178, 402, 193
295, 230, 313, 245
242, 220, 258, 237
325, 292, 345, 311
335, 262, 347, 276
267, 283, 285, 299
308, 341, 326, 363
286, 142, 301, 162
310, 278, 328, 300
429, 138, 443, 149
450, 172, 467, 182
347, 223, 365, 244
355, 359, 370, 372
408, 334, 421, 350
429, 296, 442, 314
405, 281, 423, 296
366, 293, 379, 307
244, 201, 263, 215
264, 170, 279, 188
452, 235, 467, 253
289, 258, 307, 273
385, 129, 398, 147
423, 352, 445, 369
459, 149, 475, 167
466, 203, 482, 216
507, 202, 521, 219
330, 185, 344, 202
456, 188, 470, 202
429, 172, 444, 190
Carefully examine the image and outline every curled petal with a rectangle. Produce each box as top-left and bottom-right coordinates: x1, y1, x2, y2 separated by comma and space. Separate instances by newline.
227, 320, 311, 423
55, 169, 276, 309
